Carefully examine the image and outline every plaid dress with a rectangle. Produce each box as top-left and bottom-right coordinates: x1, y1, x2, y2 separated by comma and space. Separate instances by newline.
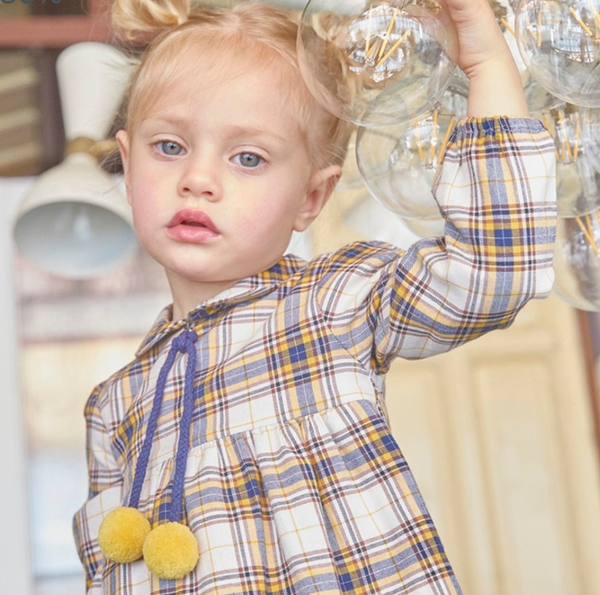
73, 117, 556, 594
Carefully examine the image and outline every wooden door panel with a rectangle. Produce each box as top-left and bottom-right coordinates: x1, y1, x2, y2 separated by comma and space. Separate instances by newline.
384, 296, 600, 595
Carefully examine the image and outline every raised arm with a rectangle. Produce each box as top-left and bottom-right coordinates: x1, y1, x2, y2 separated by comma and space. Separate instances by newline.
315, 0, 557, 368
441, 0, 529, 118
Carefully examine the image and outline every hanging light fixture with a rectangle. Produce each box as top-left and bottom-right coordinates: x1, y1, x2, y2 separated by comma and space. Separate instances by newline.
13, 42, 137, 279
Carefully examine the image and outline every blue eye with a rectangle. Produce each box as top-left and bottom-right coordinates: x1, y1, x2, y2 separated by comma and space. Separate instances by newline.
233, 152, 264, 168
157, 141, 184, 156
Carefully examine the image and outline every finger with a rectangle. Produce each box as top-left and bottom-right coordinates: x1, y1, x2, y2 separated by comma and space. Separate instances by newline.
439, 0, 494, 27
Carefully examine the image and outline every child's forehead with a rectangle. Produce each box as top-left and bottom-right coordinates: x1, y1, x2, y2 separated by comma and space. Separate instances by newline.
137, 43, 293, 102
132, 43, 309, 127
141, 63, 293, 117
149, 33, 295, 87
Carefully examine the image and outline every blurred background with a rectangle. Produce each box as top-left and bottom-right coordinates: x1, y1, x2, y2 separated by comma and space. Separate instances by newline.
1, 0, 600, 594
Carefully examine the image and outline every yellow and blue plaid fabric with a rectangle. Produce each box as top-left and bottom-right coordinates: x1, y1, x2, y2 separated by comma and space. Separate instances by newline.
73, 117, 556, 594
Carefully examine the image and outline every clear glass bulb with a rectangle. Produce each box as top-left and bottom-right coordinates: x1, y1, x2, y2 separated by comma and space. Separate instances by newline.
337, 130, 367, 191
401, 214, 445, 238
298, 0, 458, 126
515, 0, 600, 108
538, 103, 600, 217
522, 70, 565, 112
356, 71, 467, 219
494, 3, 564, 113
580, 104, 600, 175
553, 209, 600, 311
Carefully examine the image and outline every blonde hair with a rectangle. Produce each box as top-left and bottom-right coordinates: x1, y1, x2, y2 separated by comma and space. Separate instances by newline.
112, 0, 351, 169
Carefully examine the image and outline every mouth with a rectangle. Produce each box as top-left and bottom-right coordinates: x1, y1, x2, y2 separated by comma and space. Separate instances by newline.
167, 209, 218, 233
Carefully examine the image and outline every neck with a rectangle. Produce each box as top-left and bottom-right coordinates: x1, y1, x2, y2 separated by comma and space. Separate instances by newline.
166, 274, 236, 322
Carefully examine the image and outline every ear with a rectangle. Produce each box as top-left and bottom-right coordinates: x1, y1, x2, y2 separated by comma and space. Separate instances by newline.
294, 165, 342, 232
116, 130, 132, 204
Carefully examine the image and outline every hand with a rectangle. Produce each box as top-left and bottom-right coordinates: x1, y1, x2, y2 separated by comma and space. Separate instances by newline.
439, 0, 510, 77
438, 0, 529, 118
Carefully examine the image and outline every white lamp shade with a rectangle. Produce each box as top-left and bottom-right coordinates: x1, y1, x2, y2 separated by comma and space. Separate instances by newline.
57, 42, 134, 141
13, 153, 138, 279
13, 42, 137, 278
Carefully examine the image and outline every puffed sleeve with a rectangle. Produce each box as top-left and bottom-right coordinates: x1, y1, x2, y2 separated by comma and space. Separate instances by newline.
73, 384, 124, 590
316, 116, 556, 372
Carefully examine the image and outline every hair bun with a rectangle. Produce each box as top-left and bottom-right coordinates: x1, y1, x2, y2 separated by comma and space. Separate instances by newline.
112, 0, 191, 41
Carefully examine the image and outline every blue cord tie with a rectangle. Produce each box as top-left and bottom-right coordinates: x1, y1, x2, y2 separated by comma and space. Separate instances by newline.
128, 329, 198, 523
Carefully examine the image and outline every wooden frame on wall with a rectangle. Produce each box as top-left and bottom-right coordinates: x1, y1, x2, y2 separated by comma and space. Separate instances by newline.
0, 0, 112, 48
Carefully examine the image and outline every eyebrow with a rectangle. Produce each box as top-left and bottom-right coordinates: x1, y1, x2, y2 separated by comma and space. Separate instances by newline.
141, 117, 289, 144
223, 124, 287, 144
140, 115, 188, 129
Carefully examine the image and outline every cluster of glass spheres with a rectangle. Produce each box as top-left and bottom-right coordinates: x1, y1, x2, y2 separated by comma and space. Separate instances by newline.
297, 0, 600, 312
298, 0, 458, 127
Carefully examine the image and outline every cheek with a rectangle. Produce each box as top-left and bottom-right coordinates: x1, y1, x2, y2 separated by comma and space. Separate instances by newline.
129, 169, 165, 210
242, 203, 294, 234
129, 188, 161, 234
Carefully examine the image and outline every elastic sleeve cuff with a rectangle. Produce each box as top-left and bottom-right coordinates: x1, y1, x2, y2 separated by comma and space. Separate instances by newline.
451, 115, 549, 139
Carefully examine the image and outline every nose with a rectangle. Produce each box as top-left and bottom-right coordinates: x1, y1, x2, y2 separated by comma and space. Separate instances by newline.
177, 152, 222, 201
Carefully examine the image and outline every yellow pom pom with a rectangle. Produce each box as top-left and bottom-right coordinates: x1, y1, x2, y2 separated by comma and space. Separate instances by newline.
143, 522, 199, 579
98, 507, 151, 563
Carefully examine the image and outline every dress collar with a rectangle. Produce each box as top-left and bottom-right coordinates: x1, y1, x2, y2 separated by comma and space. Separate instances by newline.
135, 253, 306, 357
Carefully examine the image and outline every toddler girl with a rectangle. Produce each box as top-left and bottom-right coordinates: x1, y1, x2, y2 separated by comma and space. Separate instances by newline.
73, 0, 556, 593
